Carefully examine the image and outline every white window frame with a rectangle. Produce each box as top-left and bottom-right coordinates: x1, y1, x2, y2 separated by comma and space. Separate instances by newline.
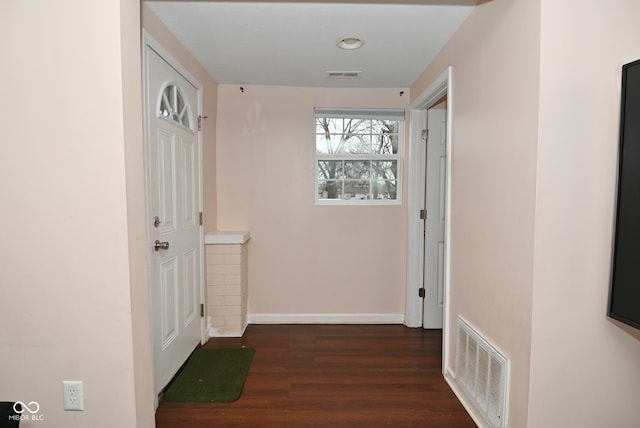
314, 108, 405, 205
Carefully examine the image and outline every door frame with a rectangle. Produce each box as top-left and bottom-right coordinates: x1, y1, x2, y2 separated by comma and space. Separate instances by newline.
142, 29, 207, 395
405, 67, 452, 371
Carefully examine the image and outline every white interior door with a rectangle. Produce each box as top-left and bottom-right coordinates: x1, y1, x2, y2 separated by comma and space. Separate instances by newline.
144, 43, 203, 395
422, 107, 447, 329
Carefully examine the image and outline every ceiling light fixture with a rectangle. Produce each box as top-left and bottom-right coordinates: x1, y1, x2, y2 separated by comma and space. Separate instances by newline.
337, 37, 364, 50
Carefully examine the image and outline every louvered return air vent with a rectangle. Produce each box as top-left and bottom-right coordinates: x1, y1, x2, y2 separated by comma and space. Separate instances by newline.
326, 71, 362, 79
456, 317, 508, 428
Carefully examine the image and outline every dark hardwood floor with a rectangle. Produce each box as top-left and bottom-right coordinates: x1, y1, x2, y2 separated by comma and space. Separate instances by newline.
155, 324, 476, 428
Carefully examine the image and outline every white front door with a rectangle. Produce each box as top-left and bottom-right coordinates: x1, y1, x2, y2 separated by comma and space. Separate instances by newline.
144, 42, 204, 395
422, 107, 447, 329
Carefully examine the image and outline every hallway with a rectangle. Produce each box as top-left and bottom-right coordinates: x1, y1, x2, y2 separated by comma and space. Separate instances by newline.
155, 324, 475, 427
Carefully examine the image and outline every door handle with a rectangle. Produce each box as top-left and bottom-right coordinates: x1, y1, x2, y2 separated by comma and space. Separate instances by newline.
154, 240, 170, 251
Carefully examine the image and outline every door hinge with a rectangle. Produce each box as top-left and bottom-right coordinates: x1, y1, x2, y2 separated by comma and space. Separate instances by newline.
199, 211, 203, 226
200, 303, 204, 317
418, 288, 426, 298
420, 209, 427, 220
197, 115, 208, 131
421, 129, 429, 141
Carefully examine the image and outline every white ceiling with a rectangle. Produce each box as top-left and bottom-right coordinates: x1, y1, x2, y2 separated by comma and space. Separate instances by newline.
147, 1, 476, 88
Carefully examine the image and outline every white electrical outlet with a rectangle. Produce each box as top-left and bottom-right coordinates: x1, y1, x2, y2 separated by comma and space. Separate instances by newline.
63, 381, 84, 411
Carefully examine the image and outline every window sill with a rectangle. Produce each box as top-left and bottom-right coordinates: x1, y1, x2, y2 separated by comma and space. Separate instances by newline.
315, 199, 401, 206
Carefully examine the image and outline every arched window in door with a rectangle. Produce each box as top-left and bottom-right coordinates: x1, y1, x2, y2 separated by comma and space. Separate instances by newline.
159, 84, 192, 130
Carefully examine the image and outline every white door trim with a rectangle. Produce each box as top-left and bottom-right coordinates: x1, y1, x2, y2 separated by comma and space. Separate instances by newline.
405, 104, 428, 328
405, 67, 453, 372
142, 29, 207, 391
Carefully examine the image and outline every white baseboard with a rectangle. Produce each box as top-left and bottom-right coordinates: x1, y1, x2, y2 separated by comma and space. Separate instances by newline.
208, 322, 248, 338
444, 369, 490, 428
247, 313, 405, 324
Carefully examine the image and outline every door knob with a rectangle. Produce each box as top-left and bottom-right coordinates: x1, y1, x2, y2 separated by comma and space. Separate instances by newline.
154, 240, 170, 251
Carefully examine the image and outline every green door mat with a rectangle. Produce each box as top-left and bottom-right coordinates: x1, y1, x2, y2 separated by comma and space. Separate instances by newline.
163, 347, 256, 403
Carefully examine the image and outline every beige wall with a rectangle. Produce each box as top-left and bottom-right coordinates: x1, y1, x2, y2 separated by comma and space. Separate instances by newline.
216, 85, 409, 318
411, 0, 540, 426
120, 0, 156, 426
143, 4, 219, 231
413, 0, 640, 426
0, 1, 154, 426
528, 1, 640, 427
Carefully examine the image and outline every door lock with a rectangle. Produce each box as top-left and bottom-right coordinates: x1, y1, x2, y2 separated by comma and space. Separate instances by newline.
154, 240, 170, 251
153, 216, 161, 228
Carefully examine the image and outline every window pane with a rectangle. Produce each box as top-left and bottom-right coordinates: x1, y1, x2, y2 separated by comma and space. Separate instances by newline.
177, 91, 185, 117
315, 117, 344, 135
316, 133, 371, 154
160, 89, 172, 118
318, 180, 341, 199
344, 161, 370, 179
318, 160, 344, 180
343, 118, 370, 134
176, 91, 190, 127
382, 120, 398, 133
341, 134, 370, 154
342, 118, 371, 154
343, 180, 370, 200
371, 161, 397, 180
315, 118, 333, 135
372, 120, 399, 154
373, 180, 398, 200
373, 132, 399, 155
316, 134, 343, 154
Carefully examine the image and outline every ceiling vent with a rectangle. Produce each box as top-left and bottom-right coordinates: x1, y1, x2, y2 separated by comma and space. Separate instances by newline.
326, 71, 362, 79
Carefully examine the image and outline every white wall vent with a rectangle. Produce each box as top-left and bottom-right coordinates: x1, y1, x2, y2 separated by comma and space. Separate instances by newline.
455, 316, 508, 428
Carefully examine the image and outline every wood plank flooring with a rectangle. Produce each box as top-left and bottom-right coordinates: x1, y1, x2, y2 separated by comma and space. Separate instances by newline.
155, 324, 476, 428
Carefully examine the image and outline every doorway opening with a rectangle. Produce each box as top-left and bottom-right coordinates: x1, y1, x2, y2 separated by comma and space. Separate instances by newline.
406, 67, 452, 372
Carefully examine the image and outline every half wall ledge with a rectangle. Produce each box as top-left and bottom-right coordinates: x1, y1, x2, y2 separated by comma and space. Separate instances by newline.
204, 230, 251, 245
205, 230, 250, 337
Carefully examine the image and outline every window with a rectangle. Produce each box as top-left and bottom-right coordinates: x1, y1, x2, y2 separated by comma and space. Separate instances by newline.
159, 84, 192, 129
315, 108, 404, 203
